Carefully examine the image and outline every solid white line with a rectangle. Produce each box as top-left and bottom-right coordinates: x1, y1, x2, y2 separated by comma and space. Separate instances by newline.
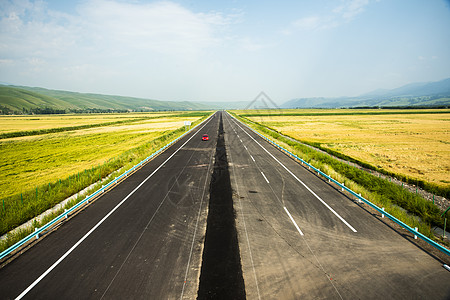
250, 155, 255, 162
227, 114, 344, 299
260, 171, 269, 184
284, 207, 304, 236
231, 116, 357, 233
180, 143, 214, 299
15, 118, 212, 300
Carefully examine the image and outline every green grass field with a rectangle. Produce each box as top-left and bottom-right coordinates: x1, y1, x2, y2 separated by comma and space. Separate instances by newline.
0, 111, 212, 238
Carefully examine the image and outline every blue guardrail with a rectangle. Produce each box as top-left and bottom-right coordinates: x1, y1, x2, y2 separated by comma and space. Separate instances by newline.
0, 115, 211, 260
230, 114, 450, 257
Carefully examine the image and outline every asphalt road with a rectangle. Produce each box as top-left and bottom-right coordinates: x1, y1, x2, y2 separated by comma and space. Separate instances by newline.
222, 111, 450, 299
0, 113, 219, 299
1, 111, 449, 299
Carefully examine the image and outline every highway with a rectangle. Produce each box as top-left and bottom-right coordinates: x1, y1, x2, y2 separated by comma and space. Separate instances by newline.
222, 112, 450, 299
0, 111, 449, 299
0, 114, 219, 299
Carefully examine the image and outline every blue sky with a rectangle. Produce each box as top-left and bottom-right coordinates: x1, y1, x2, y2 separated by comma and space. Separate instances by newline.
0, 0, 449, 103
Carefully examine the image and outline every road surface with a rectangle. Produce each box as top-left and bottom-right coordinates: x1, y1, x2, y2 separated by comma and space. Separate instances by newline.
0, 111, 449, 299
222, 111, 450, 299
0, 113, 218, 299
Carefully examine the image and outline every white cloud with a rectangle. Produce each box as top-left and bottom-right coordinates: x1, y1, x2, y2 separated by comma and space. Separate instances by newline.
0, 59, 14, 65
1, 0, 448, 102
75, 0, 225, 56
292, 16, 322, 30
239, 37, 273, 51
0, 0, 236, 61
0, 0, 240, 98
333, 0, 370, 21
286, 0, 371, 34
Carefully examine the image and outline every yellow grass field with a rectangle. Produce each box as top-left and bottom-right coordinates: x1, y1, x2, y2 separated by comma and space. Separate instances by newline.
0, 113, 172, 133
244, 109, 450, 188
0, 112, 207, 199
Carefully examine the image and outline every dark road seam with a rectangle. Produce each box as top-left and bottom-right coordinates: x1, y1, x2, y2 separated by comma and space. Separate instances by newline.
197, 112, 246, 300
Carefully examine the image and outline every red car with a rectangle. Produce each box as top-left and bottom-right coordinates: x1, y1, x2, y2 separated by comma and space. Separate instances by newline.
202, 134, 209, 141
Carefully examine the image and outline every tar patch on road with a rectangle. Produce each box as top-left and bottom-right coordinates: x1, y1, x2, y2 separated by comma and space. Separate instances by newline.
197, 113, 246, 300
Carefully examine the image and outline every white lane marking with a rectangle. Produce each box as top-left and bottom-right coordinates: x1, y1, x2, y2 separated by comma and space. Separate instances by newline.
226, 114, 344, 299
284, 207, 304, 236
231, 116, 357, 233
180, 143, 214, 299
102, 140, 204, 298
243, 145, 247, 150
15, 118, 212, 300
260, 171, 269, 184
250, 155, 255, 162
224, 114, 261, 300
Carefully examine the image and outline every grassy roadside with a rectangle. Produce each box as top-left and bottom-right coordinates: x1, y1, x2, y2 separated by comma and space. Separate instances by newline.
241, 109, 450, 198
250, 121, 450, 199
0, 112, 212, 252
230, 112, 449, 243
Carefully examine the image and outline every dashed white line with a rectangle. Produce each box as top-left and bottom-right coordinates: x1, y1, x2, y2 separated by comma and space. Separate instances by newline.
231, 116, 357, 233
284, 207, 304, 236
225, 116, 262, 300
260, 171, 269, 184
250, 155, 255, 162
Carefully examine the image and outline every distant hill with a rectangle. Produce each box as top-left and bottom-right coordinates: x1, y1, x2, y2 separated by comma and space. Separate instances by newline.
0, 85, 210, 114
283, 78, 450, 108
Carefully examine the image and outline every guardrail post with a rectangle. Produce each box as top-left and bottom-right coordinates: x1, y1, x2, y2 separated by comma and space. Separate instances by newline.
35, 228, 39, 240
444, 218, 447, 238
414, 227, 418, 239
358, 193, 362, 203
65, 209, 68, 219
341, 183, 345, 191
228, 113, 450, 257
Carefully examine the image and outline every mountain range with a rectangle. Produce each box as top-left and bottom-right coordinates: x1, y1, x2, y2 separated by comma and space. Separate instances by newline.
1, 77, 449, 114
0, 85, 210, 114
282, 78, 450, 109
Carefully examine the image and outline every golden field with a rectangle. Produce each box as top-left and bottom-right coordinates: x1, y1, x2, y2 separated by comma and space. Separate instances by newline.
0, 112, 208, 199
243, 109, 450, 188
0, 113, 171, 133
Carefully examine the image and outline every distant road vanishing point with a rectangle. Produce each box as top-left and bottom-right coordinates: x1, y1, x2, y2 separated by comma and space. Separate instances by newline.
0, 111, 449, 299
